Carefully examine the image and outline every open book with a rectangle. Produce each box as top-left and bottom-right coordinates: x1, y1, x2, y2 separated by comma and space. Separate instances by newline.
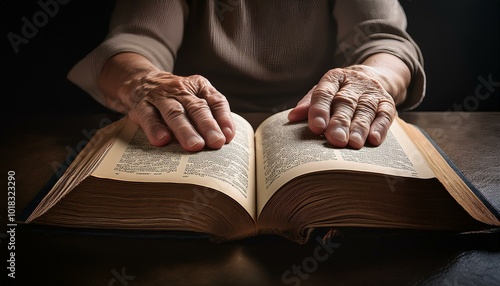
21, 109, 500, 243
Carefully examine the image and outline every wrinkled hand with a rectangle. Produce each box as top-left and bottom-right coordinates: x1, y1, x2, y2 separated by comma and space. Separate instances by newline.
123, 71, 235, 151
288, 66, 396, 149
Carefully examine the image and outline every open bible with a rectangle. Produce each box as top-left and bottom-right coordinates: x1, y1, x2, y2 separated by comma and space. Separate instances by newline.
21, 109, 500, 243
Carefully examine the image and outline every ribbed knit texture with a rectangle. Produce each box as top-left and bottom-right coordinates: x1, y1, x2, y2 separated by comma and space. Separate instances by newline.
68, 0, 425, 113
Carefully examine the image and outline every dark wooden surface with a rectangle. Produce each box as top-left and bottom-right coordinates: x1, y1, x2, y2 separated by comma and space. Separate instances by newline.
1, 111, 499, 286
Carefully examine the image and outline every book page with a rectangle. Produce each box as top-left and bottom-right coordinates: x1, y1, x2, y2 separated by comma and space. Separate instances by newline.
92, 113, 256, 219
254, 110, 435, 214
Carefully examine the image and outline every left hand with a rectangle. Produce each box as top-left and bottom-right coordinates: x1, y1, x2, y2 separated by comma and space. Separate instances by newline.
288, 66, 396, 149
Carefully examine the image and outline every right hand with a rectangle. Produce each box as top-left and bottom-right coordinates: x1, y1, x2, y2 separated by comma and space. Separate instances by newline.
122, 71, 236, 152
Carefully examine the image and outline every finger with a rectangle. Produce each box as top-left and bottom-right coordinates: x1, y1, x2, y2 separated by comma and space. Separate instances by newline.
197, 80, 236, 144
127, 101, 173, 147
288, 85, 315, 122
183, 96, 227, 149
308, 72, 342, 135
324, 88, 357, 148
152, 96, 207, 151
368, 99, 396, 146
347, 94, 378, 149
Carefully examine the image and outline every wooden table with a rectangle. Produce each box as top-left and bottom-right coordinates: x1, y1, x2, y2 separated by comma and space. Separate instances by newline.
2, 111, 499, 286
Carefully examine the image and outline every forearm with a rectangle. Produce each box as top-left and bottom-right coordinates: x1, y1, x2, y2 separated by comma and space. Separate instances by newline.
358, 53, 411, 106
98, 52, 163, 112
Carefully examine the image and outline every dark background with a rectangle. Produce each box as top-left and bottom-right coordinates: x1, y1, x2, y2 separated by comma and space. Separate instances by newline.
1, 0, 499, 119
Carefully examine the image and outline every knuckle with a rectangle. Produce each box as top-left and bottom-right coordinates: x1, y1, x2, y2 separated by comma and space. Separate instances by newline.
205, 91, 227, 104
324, 68, 343, 81
189, 105, 217, 129
188, 74, 207, 83
378, 108, 395, 123
185, 97, 209, 110
311, 89, 334, 110
353, 110, 374, 126
162, 103, 186, 122
357, 97, 379, 113
350, 120, 371, 134
376, 117, 393, 130
332, 93, 357, 110
132, 101, 155, 120
168, 78, 186, 91
197, 116, 217, 130
313, 87, 334, 99
184, 99, 212, 121
329, 109, 352, 125
378, 100, 397, 117
187, 75, 210, 89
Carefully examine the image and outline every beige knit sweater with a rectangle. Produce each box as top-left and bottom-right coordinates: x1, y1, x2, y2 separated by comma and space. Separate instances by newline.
68, 0, 425, 112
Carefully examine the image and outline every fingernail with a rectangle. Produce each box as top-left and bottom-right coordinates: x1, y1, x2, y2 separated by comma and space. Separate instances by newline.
350, 131, 364, 146
156, 130, 169, 141
186, 136, 203, 148
372, 130, 381, 144
222, 127, 233, 137
313, 117, 327, 129
207, 130, 224, 145
332, 127, 347, 143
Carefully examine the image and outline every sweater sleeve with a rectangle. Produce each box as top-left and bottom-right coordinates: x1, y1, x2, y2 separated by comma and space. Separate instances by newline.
332, 0, 426, 110
67, 0, 188, 109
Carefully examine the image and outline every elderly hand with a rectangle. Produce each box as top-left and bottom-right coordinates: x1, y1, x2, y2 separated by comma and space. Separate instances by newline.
99, 53, 235, 152
126, 72, 236, 151
288, 65, 397, 149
